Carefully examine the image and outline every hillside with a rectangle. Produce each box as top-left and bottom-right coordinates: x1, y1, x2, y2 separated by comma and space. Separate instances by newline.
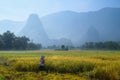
19, 14, 50, 46
41, 7, 120, 45
0, 8, 120, 46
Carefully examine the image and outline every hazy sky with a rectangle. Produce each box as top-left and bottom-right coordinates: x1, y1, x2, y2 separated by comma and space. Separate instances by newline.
0, 0, 120, 21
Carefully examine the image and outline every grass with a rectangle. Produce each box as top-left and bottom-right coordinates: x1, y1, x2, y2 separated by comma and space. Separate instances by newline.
0, 50, 120, 80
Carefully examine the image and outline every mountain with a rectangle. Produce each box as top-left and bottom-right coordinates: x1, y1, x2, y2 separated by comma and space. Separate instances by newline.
19, 14, 74, 47
19, 14, 50, 46
41, 11, 82, 45
80, 26, 100, 44
41, 7, 120, 45
0, 8, 120, 46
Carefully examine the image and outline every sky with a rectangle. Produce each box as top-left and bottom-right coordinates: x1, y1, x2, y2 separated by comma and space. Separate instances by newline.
0, 0, 120, 21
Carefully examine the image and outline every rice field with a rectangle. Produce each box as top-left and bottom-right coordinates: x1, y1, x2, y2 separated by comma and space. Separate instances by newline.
0, 50, 120, 80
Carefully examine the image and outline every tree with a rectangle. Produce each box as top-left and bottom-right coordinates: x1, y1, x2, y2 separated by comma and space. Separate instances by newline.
27, 42, 42, 50
2, 31, 15, 50
61, 45, 65, 50
95, 42, 105, 49
82, 41, 120, 50
61, 45, 68, 50
0, 35, 5, 50
104, 41, 120, 50
14, 36, 29, 50
0, 31, 41, 50
13, 36, 29, 50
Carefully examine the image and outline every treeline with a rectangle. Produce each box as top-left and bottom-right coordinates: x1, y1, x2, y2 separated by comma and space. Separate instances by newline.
0, 31, 42, 50
82, 41, 120, 50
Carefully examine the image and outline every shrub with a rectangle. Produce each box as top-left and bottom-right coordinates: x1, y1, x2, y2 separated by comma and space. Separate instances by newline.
0, 74, 4, 80
13, 61, 39, 72
94, 66, 119, 80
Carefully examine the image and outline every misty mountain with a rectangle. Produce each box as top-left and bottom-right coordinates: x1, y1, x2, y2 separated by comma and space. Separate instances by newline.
19, 14, 74, 47
0, 7, 120, 46
41, 11, 82, 44
41, 7, 120, 45
19, 14, 50, 46
80, 26, 100, 44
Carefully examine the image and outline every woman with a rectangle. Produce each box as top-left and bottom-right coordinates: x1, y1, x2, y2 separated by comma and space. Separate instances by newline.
39, 56, 45, 70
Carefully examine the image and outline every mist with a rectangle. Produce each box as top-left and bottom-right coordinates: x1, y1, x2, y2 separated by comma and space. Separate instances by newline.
0, 1, 120, 47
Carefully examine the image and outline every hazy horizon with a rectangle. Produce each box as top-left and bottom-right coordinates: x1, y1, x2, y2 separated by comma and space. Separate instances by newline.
0, 0, 120, 47
0, 0, 120, 21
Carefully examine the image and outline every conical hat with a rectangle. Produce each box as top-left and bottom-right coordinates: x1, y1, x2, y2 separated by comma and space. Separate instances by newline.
40, 56, 45, 59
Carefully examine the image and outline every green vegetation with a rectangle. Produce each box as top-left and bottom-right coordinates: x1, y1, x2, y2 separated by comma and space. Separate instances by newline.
55, 45, 69, 51
0, 50, 120, 80
0, 31, 42, 50
82, 41, 120, 50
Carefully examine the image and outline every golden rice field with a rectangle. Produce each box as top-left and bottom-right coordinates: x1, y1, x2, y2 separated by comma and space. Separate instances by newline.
0, 50, 120, 80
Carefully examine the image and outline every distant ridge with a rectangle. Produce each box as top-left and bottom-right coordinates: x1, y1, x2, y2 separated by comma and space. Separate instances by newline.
41, 7, 120, 45
19, 14, 49, 46
0, 7, 120, 46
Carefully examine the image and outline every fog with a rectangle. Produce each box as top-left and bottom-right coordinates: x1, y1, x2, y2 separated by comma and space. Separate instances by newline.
0, 1, 120, 47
